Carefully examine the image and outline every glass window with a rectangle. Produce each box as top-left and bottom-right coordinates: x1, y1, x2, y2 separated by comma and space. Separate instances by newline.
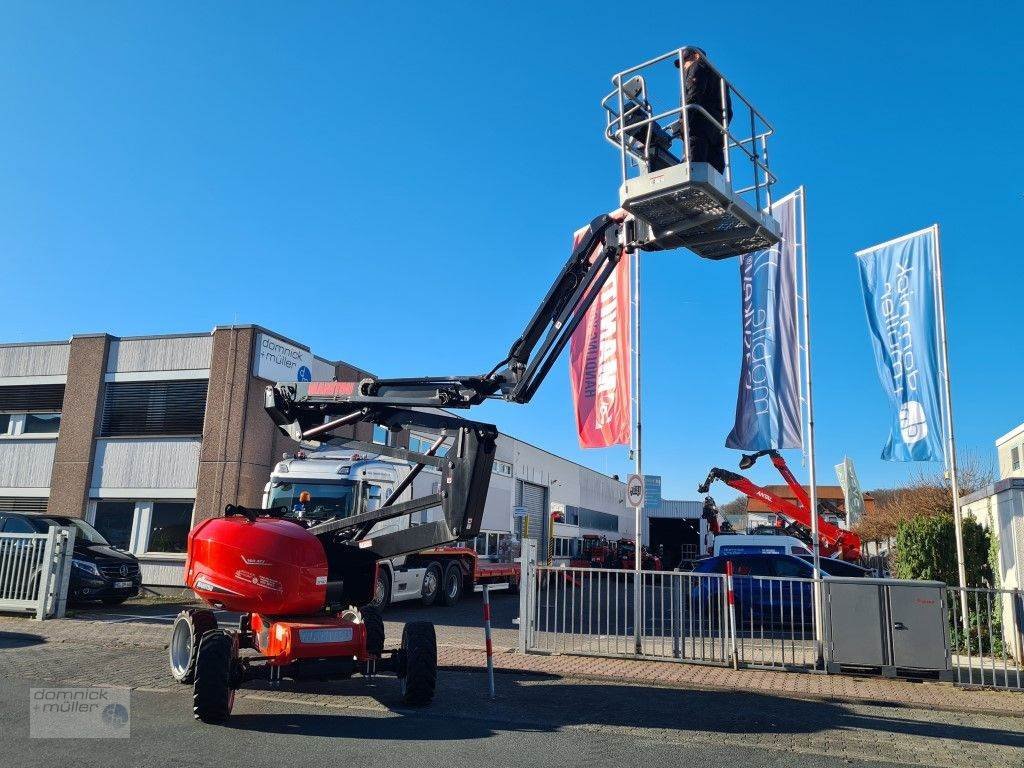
93, 501, 137, 550
23, 413, 60, 434
0, 414, 10, 435
372, 424, 389, 446
772, 556, 812, 578
1013, 447, 1021, 471
268, 480, 358, 521
148, 502, 192, 553
2, 516, 36, 533
43, 517, 109, 545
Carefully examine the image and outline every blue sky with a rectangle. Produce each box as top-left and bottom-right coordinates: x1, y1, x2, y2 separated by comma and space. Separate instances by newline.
2, 2, 1021, 501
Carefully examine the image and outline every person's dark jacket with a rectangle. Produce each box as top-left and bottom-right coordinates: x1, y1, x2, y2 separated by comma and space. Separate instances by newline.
684, 59, 733, 133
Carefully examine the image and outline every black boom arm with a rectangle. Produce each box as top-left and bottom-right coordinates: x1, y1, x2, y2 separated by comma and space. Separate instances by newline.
265, 212, 632, 442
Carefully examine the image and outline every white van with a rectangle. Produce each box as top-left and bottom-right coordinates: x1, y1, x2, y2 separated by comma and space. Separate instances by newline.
712, 534, 811, 557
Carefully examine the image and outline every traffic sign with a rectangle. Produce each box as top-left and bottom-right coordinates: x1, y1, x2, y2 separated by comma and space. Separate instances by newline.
626, 474, 645, 509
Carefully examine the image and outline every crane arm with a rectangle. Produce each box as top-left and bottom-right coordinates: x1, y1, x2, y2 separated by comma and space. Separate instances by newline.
698, 451, 862, 560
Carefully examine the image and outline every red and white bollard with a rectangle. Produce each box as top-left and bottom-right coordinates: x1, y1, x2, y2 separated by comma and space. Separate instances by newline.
482, 583, 496, 698
725, 560, 739, 670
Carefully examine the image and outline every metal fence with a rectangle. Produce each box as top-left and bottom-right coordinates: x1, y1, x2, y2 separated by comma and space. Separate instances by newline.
0, 526, 76, 620
518, 543, 1021, 691
524, 563, 820, 671
948, 585, 1024, 690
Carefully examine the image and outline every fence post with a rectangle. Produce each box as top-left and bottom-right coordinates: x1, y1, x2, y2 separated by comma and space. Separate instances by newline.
517, 539, 537, 653
725, 561, 739, 670
34, 528, 58, 620
51, 527, 76, 619
1012, 588, 1023, 669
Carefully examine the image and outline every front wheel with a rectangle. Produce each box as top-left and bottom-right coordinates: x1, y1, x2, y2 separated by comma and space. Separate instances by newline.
399, 622, 436, 706
170, 609, 218, 683
192, 630, 237, 723
368, 567, 391, 611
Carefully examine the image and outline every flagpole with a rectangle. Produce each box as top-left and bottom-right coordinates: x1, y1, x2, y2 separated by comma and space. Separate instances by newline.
632, 242, 643, 655
932, 224, 969, 626
798, 186, 824, 663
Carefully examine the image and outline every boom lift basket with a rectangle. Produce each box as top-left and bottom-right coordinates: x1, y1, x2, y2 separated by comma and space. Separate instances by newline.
602, 47, 781, 260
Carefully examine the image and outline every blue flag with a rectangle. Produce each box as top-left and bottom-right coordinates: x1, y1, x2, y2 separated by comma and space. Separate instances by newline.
726, 193, 802, 451
856, 229, 944, 462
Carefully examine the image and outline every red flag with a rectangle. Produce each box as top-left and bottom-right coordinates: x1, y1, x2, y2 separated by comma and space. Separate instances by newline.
568, 227, 632, 448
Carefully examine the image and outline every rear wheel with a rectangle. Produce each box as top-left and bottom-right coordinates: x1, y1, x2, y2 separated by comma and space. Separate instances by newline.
399, 622, 436, 705
439, 563, 463, 607
170, 609, 217, 683
420, 563, 442, 607
192, 630, 237, 723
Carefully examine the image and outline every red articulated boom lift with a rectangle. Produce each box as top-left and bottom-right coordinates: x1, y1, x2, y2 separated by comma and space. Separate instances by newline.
168, 45, 783, 725
698, 449, 862, 561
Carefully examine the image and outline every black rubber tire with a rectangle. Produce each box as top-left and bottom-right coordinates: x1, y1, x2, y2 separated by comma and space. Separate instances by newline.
506, 574, 520, 595
368, 567, 391, 612
361, 606, 385, 656
399, 622, 437, 706
420, 562, 442, 607
192, 630, 236, 723
170, 609, 218, 684
439, 563, 463, 607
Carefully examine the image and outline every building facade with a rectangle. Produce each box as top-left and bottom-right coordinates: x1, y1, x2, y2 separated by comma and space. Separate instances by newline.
996, 422, 1024, 480
0, 325, 630, 587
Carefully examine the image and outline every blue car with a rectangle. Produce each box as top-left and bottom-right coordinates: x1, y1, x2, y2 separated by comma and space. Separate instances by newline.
689, 554, 868, 632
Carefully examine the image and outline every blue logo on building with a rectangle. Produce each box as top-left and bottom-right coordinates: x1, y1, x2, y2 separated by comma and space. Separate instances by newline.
297, 366, 312, 382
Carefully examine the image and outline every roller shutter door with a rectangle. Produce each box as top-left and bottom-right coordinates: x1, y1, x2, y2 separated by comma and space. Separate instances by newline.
516, 480, 548, 550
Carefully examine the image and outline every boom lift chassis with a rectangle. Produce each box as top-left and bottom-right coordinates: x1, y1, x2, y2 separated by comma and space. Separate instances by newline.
173, 46, 785, 724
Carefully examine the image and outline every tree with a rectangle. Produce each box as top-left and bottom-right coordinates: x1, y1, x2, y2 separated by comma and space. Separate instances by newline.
853, 451, 993, 544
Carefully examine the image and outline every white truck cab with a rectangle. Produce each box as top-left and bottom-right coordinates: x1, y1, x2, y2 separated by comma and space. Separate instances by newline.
263, 448, 514, 610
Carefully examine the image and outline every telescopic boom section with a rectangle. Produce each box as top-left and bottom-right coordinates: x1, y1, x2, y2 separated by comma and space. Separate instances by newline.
265, 212, 631, 444
698, 450, 862, 560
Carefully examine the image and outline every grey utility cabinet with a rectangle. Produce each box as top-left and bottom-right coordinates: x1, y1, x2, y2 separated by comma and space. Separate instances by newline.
823, 577, 952, 679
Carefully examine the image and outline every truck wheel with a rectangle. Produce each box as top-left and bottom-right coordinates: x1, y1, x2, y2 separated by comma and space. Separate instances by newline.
170, 609, 217, 684
361, 606, 385, 656
192, 630, 237, 723
399, 622, 436, 705
369, 568, 391, 611
420, 562, 442, 607
439, 563, 463, 606
506, 575, 520, 595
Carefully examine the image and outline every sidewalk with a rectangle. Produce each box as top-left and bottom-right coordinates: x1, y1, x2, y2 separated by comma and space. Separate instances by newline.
2, 614, 1021, 718
439, 646, 1024, 718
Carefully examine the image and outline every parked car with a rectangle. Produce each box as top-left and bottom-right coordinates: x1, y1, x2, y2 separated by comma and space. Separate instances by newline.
0, 512, 141, 605
689, 553, 869, 631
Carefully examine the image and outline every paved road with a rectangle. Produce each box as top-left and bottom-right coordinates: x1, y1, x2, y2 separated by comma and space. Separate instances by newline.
1, 608, 1023, 767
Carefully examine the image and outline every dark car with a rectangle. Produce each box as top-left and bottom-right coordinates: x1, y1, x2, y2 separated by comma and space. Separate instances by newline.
0, 512, 142, 605
690, 553, 869, 632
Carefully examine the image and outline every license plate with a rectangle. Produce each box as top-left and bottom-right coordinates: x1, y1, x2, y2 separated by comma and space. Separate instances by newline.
114, 580, 133, 589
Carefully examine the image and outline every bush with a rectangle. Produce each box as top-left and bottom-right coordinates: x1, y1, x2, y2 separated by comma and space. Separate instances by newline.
892, 513, 991, 586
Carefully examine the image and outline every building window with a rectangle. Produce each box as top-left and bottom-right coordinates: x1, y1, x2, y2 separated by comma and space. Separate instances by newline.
101, 379, 208, 437
372, 424, 389, 446
147, 502, 193, 553
93, 500, 137, 550
90, 499, 195, 555
0, 412, 61, 437
409, 433, 451, 457
492, 460, 513, 477
23, 412, 61, 434
0, 384, 65, 411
